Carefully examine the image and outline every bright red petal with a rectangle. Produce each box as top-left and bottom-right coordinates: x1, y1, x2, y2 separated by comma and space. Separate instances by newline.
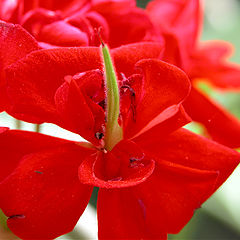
79, 140, 155, 188
190, 41, 240, 89
184, 87, 240, 148
38, 20, 89, 47
96, 7, 155, 48
55, 70, 105, 145
97, 159, 217, 238
0, 128, 72, 182
123, 59, 190, 138
137, 127, 240, 190
112, 42, 164, 78
0, 21, 39, 111
6, 47, 102, 123
0, 132, 94, 239
132, 104, 191, 142
0, 21, 39, 69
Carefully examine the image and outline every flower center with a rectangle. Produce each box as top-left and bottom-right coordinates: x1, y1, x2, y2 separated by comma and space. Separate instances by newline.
101, 43, 123, 150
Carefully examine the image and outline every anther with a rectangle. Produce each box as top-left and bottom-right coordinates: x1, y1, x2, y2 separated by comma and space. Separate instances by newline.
95, 132, 104, 140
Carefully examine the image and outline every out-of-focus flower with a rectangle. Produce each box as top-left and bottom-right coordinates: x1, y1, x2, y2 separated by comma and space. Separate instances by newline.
0, 0, 157, 48
147, 0, 240, 148
0, 34, 239, 239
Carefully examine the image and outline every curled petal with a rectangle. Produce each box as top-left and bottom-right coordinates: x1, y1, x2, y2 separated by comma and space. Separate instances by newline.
55, 70, 105, 145
184, 87, 240, 148
112, 42, 164, 78
133, 104, 191, 142
38, 20, 89, 47
190, 41, 240, 89
124, 59, 191, 138
78, 140, 155, 188
0, 137, 94, 239
97, 159, 218, 238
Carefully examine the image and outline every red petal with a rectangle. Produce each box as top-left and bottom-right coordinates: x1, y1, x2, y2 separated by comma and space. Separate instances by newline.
97, 159, 217, 238
92, 0, 136, 15
6, 47, 102, 123
0, 136, 94, 239
0, 128, 78, 182
190, 41, 240, 88
0, 0, 18, 21
38, 20, 89, 47
112, 42, 164, 78
78, 140, 155, 188
147, 0, 202, 50
124, 59, 191, 138
0, 21, 39, 111
137, 127, 240, 190
184, 87, 240, 148
55, 70, 105, 145
23, 0, 88, 12
0, 21, 39, 68
97, 7, 155, 48
133, 104, 191, 142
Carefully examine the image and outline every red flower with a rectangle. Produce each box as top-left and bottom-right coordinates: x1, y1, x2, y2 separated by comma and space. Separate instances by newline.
147, 0, 240, 148
0, 0, 156, 48
0, 33, 239, 239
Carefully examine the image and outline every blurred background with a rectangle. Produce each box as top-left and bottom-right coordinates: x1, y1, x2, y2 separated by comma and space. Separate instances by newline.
0, 0, 240, 239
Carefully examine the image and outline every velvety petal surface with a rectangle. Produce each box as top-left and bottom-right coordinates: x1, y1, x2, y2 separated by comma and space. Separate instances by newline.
0, 127, 72, 182
136, 127, 240, 189
0, 21, 39, 111
0, 131, 95, 239
123, 59, 191, 138
98, 159, 218, 238
6, 47, 102, 124
183, 87, 240, 148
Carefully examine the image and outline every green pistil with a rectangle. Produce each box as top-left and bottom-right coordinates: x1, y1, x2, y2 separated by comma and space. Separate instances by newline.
101, 43, 123, 150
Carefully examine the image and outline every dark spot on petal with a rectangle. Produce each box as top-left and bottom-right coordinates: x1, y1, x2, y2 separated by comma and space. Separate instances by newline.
138, 199, 146, 219
108, 177, 123, 182
8, 214, 25, 220
35, 171, 43, 174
